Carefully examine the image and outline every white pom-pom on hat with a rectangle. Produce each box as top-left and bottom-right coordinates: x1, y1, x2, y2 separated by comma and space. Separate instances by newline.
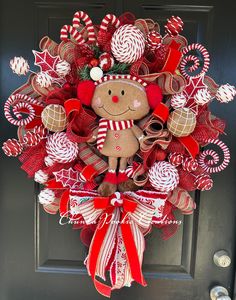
10, 56, 30, 76
38, 188, 55, 205
34, 170, 49, 184
90, 67, 104, 81
149, 161, 179, 192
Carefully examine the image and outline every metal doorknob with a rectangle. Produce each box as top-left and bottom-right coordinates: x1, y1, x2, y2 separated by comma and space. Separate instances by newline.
210, 286, 231, 300
213, 250, 231, 268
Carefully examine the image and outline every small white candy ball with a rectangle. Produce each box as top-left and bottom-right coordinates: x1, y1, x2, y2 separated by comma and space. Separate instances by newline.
171, 93, 187, 109
34, 170, 49, 184
216, 84, 236, 103
194, 88, 211, 105
90, 67, 103, 81
38, 188, 55, 205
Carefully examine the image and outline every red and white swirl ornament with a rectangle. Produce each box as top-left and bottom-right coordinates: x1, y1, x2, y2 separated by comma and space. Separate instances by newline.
180, 43, 210, 79
111, 24, 145, 63
195, 174, 213, 191
165, 16, 184, 37
146, 31, 162, 52
198, 139, 230, 174
2, 139, 23, 157
4, 93, 41, 126
182, 157, 198, 172
168, 153, 184, 167
45, 132, 79, 164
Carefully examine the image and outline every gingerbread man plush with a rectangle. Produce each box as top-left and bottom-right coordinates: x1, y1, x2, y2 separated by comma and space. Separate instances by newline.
77, 75, 162, 196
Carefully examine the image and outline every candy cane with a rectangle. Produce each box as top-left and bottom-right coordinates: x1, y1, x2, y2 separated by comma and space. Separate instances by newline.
60, 25, 85, 44
198, 139, 230, 173
4, 93, 41, 126
99, 14, 120, 34
180, 43, 210, 79
72, 11, 96, 44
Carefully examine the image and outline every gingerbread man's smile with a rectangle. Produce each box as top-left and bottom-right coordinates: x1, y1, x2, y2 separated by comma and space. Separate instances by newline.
99, 105, 136, 116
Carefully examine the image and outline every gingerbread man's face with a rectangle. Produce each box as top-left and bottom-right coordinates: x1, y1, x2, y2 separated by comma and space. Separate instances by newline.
91, 79, 150, 121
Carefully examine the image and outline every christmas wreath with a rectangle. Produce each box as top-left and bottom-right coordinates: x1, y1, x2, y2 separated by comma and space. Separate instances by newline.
3, 11, 235, 297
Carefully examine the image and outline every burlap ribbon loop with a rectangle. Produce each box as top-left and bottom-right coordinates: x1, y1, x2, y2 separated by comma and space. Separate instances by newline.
140, 118, 172, 152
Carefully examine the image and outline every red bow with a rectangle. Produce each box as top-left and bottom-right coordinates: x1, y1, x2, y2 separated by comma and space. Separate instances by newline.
77, 192, 154, 297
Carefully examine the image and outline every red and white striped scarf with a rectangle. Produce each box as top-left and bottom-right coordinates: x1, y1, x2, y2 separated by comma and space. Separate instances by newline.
97, 118, 134, 150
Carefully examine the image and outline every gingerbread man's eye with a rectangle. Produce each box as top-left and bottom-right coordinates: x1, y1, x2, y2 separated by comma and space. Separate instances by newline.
108, 90, 112, 95
121, 90, 125, 95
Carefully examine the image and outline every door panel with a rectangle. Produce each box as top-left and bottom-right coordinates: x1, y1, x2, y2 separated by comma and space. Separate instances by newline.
1, 1, 236, 299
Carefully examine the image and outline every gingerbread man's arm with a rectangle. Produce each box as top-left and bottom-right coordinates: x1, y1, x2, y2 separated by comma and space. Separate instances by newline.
87, 127, 98, 143
131, 125, 145, 143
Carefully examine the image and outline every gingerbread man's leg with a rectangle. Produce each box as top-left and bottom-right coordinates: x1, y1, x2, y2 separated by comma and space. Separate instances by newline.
98, 157, 118, 196
118, 157, 139, 192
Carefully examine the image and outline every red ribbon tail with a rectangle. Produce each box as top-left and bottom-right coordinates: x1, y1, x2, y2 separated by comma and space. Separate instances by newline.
59, 189, 70, 217
121, 212, 147, 287
94, 279, 111, 298
88, 207, 115, 297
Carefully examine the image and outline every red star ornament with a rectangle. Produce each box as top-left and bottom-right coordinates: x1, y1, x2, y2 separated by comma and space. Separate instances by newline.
183, 74, 207, 114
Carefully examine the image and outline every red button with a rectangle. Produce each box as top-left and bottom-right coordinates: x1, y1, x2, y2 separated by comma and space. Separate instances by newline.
115, 146, 121, 151
114, 133, 120, 139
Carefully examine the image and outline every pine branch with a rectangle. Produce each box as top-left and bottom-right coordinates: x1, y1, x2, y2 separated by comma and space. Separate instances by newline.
91, 45, 102, 59
107, 63, 130, 74
78, 65, 91, 80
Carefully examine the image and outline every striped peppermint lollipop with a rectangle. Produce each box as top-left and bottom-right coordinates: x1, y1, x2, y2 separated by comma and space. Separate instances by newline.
198, 139, 230, 173
46, 132, 79, 164
180, 43, 210, 79
4, 93, 42, 126
149, 161, 179, 192
111, 24, 145, 63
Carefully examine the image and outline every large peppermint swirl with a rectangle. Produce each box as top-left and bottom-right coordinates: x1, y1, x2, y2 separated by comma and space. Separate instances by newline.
198, 139, 230, 173
149, 161, 179, 192
111, 24, 145, 63
46, 132, 79, 163
4, 93, 42, 126
180, 43, 210, 79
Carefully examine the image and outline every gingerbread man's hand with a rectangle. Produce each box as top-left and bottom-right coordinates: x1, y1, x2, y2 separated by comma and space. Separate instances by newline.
87, 127, 98, 143
131, 125, 145, 144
